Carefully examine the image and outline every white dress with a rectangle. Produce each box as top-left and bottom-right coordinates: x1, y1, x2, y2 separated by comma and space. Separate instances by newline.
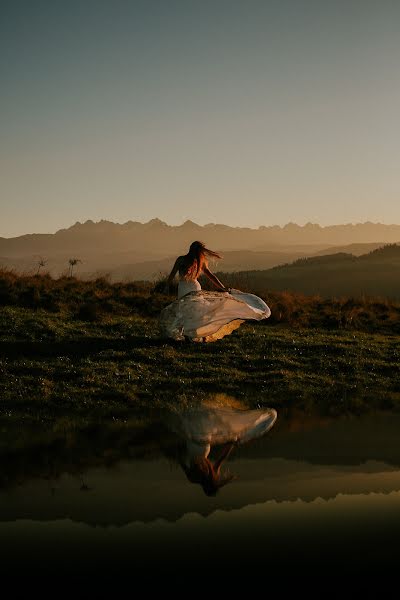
159, 278, 271, 342
167, 407, 278, 467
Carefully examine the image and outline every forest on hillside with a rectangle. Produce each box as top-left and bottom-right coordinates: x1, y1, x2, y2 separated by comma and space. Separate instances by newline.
218, 244, 400, 299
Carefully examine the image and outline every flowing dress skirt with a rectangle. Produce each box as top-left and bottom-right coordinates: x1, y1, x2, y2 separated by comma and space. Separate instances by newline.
166, 406, 278, 466
159, 281, 271, 342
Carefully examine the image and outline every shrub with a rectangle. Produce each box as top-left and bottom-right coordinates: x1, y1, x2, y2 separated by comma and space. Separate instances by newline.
0, 268, 399, 334
76, 302, 102, 322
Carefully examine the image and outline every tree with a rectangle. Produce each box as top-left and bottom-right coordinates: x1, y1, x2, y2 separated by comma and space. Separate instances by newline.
35, 256, 47, 275
68, 258, 82, 278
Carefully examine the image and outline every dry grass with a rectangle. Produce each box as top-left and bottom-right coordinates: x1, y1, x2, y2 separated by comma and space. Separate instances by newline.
1, 268, 399, 334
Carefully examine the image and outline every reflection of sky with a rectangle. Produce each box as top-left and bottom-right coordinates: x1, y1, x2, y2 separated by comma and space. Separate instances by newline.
1, 457, 400, 525
1, 1, 400, 235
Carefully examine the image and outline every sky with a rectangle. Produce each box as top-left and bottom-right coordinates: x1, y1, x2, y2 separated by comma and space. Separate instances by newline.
1, 0, 400, 237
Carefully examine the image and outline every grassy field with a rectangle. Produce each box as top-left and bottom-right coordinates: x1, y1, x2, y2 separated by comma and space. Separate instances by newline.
0, 270, 399, 432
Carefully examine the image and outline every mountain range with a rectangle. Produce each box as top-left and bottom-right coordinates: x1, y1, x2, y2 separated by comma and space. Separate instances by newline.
1, 219, 399, 281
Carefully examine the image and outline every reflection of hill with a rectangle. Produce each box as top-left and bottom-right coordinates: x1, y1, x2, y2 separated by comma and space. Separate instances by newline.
1, 415, 400, 526
1, 458, 399, 527
219, 244, 400, 298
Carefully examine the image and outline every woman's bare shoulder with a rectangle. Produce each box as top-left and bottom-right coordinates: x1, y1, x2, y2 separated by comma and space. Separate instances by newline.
173, 256, 187, 271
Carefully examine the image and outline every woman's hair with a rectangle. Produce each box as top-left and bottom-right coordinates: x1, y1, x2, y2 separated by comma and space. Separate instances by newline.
183, 241, 222, 280
181, 456, 235, 497
180, 442, 236, 496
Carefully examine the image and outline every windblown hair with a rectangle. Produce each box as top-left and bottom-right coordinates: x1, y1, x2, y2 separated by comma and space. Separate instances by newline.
181, 456, 235, 497
183, 241, 222, 281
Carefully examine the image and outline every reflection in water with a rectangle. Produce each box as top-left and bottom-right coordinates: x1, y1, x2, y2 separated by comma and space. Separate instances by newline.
165, 407, 277, 496
78, 475, 93, 493
2, 404, 400, 575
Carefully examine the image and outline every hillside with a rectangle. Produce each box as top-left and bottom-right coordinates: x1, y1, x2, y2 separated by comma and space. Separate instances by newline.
314, 242, 387, 257
0, 269, 399, 425
1, 219, 399, 279
108, 249, 314, 281
219, 244, 400, 299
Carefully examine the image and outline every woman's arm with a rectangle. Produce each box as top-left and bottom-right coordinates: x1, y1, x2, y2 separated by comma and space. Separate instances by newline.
164, 257, 181, 293
213, 442, 235, 473
202, 266, 228, 292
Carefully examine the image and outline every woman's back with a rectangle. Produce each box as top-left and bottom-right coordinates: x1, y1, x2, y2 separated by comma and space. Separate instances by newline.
177, 255, 202, 281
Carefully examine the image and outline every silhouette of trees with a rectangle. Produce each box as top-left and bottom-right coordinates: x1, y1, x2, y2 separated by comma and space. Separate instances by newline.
68, 258, 82, 278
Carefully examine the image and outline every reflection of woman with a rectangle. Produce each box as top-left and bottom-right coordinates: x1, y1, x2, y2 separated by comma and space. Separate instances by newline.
180, 441, 236, 497
167, 407, 277, 496
159, 241, 271, 342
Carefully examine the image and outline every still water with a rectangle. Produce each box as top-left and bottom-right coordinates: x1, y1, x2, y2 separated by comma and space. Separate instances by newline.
1, 406, 399, 578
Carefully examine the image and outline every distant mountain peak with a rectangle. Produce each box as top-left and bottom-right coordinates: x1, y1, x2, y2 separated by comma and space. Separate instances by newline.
180, 219, 200, 228
283, 222, 300, 230
145, 218, 167, 226
304, 222, 321, 229
65, 219, 113, 229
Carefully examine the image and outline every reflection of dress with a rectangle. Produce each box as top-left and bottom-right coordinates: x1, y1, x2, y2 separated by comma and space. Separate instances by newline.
167, 407, 277, 467
159, 279, 271, 342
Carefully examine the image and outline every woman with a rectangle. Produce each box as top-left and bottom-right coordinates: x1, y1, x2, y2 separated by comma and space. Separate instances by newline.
163, 240, 226, 298
180, 442, 237, 497
159, 241, 271, 342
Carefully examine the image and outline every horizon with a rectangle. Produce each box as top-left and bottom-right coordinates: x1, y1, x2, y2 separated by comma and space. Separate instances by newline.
2, 1, 400, 237
2, 217, 400, 240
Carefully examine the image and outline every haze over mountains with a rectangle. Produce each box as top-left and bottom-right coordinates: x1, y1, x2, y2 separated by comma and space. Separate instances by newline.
1, 219, 399, 281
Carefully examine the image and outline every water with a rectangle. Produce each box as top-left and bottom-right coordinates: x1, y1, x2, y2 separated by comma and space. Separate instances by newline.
1, 409, 399, 579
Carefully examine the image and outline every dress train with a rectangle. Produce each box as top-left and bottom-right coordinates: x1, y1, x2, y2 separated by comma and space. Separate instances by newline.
159, 280, 271, 342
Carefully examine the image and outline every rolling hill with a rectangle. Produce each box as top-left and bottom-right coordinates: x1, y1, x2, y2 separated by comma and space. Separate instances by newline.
218, 244, 400, 299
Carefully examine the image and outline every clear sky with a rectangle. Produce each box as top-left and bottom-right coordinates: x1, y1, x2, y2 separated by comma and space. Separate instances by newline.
1, 0, 399, 237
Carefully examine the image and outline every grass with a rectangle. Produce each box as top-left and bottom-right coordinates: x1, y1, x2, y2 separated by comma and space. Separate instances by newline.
0, 269, 399, 430
1, 267, 400, 332
0, 305, 399, 425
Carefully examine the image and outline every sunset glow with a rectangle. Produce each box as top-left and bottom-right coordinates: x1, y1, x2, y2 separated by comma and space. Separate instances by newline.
1, 1, 400, 236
